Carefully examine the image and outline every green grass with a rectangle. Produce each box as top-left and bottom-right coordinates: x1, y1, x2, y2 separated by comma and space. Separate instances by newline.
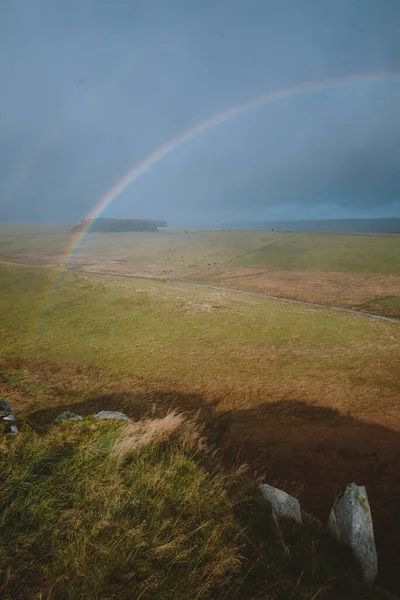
0, 415, 246, 599
231, 232, 400, 275
0, 415, 386, 599
0, 262, 399, 421
0, 223, 399, 276
0, 224, 271, 269
0, 264, 395, 376
373, 296, 400, 307
0, 223, 72, 261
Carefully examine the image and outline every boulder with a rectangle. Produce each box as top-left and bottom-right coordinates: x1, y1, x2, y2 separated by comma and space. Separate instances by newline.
54, 411, 83, 423
95, 411, 130, 421
327, 483, 377, 585
259, 483, 302, 524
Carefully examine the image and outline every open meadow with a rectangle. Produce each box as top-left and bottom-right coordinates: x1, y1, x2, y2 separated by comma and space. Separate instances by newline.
1, 224, 400, 590
1, 222, 399, 317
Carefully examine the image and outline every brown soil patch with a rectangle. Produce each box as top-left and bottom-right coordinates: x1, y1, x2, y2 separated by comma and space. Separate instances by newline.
186, 267, 400, 316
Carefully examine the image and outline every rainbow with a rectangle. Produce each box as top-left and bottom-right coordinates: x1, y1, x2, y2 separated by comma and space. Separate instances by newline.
68, 70, 400, 259
27, 70, 399, 351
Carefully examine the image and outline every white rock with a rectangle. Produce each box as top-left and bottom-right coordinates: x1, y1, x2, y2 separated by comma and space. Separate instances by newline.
95, 411, 130, 421
327, 483, 377, 585
259, 483, 302, 524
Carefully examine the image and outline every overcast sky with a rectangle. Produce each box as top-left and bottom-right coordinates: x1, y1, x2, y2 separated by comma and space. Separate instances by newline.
1, 0, 399, 226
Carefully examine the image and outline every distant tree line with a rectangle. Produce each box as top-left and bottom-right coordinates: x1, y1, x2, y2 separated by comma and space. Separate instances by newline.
72, 218, 167, 233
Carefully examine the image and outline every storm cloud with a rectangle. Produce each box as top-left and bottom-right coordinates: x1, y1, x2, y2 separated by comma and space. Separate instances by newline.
0, 0, 399, 226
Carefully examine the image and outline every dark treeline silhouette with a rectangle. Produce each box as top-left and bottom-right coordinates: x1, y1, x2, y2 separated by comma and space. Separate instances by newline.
72, 218, 167, 233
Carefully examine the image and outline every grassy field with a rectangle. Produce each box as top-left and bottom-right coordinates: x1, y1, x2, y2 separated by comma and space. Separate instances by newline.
1, 224, 399, 275
373, 296, 400, 307
1, 225, 400, 591
229, 231, 400, 274
1, 262, 399, 405
0, 224, 399, 317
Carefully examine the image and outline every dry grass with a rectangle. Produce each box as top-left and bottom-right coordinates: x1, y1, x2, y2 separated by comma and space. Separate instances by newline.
0, 414, 390, 599
110, 411, 206, 463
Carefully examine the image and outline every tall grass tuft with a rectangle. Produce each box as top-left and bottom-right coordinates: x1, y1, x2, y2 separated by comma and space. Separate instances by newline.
0, 416, 243, 599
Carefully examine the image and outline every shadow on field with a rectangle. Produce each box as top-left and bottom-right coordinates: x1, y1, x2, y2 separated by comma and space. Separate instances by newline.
28, 391, 400, 593
211, 400, 400, 594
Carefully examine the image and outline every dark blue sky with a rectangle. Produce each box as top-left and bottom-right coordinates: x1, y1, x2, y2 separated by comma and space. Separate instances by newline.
1, 0, 399, 226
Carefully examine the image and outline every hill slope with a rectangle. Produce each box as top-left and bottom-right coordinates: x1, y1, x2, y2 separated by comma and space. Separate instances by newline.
0, 414, 390, 599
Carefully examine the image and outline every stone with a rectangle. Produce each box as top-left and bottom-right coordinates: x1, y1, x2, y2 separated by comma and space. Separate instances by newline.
327, 483, 377, 585
270, 508, 291, 559
259, 483, 302, 524
95, 411, 130, 421
0, 399, 14, 419
54, 411, 83, 423
1, 399, 17, 435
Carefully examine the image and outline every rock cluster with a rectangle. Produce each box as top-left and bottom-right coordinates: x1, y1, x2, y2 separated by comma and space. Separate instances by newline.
260, 481, 378, 586
53, 410, 131, 423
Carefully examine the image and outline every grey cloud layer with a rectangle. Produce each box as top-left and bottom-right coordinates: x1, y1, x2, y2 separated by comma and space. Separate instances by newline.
0, 0, 399, 225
